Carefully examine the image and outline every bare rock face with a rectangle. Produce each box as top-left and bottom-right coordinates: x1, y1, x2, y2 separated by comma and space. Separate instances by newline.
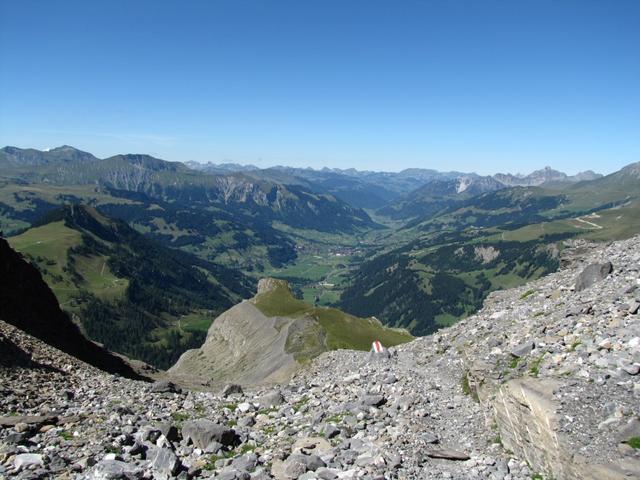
256, 277, 290, 295
460, 237, 640, 479
169, 301, 299, 387
492, 378, 634, 480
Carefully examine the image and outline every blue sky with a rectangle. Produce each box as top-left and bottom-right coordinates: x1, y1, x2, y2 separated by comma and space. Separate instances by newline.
1, 0, 639, 174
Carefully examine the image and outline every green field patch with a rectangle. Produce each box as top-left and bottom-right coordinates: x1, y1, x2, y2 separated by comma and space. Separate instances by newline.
314, 308, 412, 350
253, 283, 311, 317
73, 254, 128, 301
180, 311, 215, 332
9, 221, 128, 305
434, 313, 458, 327
9, 221, 82, 267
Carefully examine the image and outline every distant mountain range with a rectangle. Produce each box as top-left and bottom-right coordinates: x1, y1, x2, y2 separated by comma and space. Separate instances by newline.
1, 145, 604, 216
188, 160, 601, 185
494, 166, 602, 187
184, 156, 603, 211
0, 145, 380, 239
0, 145, 99, 165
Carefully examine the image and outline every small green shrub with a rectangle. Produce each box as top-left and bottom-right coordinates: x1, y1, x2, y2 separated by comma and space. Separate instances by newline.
202, 454, 220, 470
520, 289, 536, 299
324, 411, 349, 424
626, 437, 640, 449
508, 356, 522, 369
292, 396, 310, 413
529, 355, 545, 377
460, 373, 479, 402
256, 406, 277, 416
171, 411, 189, 422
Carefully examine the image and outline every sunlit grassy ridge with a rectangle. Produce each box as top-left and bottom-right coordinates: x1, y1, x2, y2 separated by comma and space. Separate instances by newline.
9, 220, 128, 306
251, 281, 412, 354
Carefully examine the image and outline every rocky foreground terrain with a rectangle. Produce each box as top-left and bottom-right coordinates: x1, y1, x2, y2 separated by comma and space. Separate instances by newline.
1, 236, 640, 479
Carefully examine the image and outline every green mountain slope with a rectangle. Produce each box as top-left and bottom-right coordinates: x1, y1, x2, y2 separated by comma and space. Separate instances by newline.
338, 230, 564, 335
252, 279, 412, 354
0, 237, 146, 379
8, 204, 253, 368
406, 162, 640, 233
0, 181, 298, 270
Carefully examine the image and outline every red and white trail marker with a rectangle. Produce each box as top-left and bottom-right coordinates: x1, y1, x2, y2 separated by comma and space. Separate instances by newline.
369, 339, 390, 360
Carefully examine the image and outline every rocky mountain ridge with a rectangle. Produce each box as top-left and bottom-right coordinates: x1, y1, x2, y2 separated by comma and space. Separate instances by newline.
494, 166, 602, 187
1, 235, 639, 479
169, 278, 412, 388
1, 146, 606, 216
185, 159, 601, 188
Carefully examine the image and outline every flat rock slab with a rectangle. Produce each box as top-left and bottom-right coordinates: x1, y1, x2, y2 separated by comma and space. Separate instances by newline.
0, 415, 58, 427
425, 449, 470, 461
86, 459, 141, 480
293, 436, 332, 455
14, 453, 44, 469
511, 340, 535, 358
150, 380, 182, 394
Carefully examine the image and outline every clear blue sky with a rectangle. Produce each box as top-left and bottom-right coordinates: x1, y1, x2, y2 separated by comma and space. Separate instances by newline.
1, 0, 639, 174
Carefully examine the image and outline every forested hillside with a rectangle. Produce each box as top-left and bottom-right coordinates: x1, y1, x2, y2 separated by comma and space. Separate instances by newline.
339, 231, 564, 334
9, 205, 253, 368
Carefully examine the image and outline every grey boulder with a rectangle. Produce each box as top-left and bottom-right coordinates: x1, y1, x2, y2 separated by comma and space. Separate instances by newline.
575, 262, 613, 292
150, 380, 182, 394
86, 459, 142, 479
181, 419, 239, 449
258, 390, 284, 409
511, 340, 535, 358
148, 446, 181, 479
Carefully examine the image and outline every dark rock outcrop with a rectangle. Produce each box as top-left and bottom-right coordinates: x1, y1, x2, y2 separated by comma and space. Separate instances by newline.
0, 238, 146, 380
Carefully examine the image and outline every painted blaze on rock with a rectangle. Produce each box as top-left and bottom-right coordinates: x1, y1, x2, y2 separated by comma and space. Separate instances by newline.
369, 340, 391, 359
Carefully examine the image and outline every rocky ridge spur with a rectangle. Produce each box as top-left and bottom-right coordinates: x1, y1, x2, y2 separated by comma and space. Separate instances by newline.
1, 236, 640, 479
